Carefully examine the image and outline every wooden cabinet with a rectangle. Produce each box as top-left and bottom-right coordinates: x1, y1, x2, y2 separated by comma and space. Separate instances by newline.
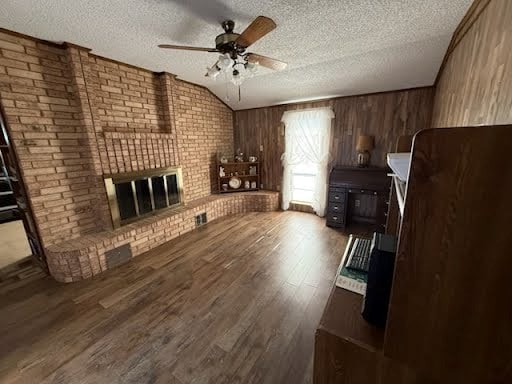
315, 125, 512, 384
326, 167, 390, 231
217, 162, 260, 194
314, 281, 431, 384
326, 187, 347, 227
384, 126, 512, 384
314, 286, 384, 384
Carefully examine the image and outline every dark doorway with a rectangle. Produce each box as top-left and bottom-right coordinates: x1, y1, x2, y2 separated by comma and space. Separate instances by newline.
0, 104, 47, 273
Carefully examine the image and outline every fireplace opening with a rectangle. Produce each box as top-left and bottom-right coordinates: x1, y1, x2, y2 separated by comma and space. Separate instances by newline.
115, 182, 137, 221
105, 167, 183, 228
135, 179, 152, 215
167, 174, 180, 205
152, 176, 167, 210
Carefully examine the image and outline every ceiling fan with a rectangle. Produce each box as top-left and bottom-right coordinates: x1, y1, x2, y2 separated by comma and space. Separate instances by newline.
158, 16, 287, 100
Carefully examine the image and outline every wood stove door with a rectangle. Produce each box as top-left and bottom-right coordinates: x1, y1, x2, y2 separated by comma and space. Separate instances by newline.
0, 105, 47, 272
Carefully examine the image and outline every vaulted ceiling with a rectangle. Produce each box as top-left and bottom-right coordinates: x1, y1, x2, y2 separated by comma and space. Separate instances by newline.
0, 0, 472, 110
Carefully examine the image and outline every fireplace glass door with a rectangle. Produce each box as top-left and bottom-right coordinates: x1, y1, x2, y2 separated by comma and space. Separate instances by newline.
104, 167, 183, 228
152, 176, 168, 210
166, 174, 180, 205
115, 182, 137, 221
135, 179, 152, 215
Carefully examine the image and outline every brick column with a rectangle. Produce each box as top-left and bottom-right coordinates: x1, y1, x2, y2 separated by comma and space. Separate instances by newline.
64, 44, 112, 230
158, 72, 180, 166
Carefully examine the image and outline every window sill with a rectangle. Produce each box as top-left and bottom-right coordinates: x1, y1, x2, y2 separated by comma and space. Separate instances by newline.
290, 200, 313, 207
289, 201, 315, 214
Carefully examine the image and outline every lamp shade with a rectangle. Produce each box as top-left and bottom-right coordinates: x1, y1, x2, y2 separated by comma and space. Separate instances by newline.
356, 135, 375, 151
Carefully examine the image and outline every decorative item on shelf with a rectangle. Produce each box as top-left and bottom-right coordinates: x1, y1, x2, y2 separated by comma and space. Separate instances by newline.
218, 152, 229, 164
229, 177, 242, 189
217, 158, 260, 194
249, 156, 258, 162
235, 148, 244, 162
356, 135, 375, 167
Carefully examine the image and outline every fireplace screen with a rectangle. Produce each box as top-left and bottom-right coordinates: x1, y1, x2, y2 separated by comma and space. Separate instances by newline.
104, 167, 183, 228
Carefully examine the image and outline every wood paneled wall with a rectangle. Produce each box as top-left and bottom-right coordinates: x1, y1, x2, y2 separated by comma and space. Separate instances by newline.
433, 0, 512, 126
234, 88, 433, 191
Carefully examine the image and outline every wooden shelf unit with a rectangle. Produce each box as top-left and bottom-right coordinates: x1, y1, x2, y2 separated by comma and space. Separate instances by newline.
219, 175, 259, 179
217, 161, 260, 194
314, 125, 512, 384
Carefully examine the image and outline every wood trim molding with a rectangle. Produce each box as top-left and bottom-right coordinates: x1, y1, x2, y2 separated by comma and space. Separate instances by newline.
0, 27, 62, 48
434, 0, 491, 85
155, 71, 178, 79
235, 86, 433, 113
62, 42, 92, 52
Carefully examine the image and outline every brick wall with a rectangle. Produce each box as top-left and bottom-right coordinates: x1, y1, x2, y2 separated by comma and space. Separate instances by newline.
0, 29, 234, 249
0, 32, 102, 245
90, 56, 167, 133
171, 79, 234, 201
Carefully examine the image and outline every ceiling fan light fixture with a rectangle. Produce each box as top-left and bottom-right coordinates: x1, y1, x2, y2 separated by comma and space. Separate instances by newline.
245, 61, 258, 75
231, 69, 242, 86
159, 16, 286, 102
217, 53, 233, 70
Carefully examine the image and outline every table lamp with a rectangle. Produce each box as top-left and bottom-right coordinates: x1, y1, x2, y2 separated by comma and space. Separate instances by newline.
356, 135, 375, 167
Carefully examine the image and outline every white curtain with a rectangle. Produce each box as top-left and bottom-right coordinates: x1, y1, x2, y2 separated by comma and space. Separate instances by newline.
281, 107, 334, 217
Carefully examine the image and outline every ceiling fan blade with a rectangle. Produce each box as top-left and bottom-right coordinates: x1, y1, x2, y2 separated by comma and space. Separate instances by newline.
246, 53, 287, 71
158, 44, 218, 52
236, 16, 276, 48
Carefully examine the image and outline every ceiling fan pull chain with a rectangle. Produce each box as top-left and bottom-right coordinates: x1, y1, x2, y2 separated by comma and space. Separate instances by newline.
224, 72, 230, 102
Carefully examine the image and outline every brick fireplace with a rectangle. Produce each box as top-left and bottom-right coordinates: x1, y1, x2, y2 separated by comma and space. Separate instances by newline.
104, 166, 183, 228
0, 29, 279, 282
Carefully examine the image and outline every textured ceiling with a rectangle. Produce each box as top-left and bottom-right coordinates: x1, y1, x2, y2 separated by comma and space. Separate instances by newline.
0, 0, 472, 110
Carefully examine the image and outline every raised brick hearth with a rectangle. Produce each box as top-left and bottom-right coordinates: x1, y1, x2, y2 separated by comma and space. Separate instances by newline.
46, 191, 279, 282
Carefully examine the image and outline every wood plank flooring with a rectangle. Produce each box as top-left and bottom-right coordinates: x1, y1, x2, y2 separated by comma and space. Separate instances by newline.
0, 256, 46, 295
0, 211, 347, 384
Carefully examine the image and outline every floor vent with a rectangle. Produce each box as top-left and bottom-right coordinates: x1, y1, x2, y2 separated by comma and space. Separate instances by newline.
195, 212, 207, 227
105, 243, 132, 269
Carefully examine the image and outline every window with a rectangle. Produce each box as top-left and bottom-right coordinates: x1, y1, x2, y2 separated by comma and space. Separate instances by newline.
290, 163, 317, 204
281, 107, 334, 216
